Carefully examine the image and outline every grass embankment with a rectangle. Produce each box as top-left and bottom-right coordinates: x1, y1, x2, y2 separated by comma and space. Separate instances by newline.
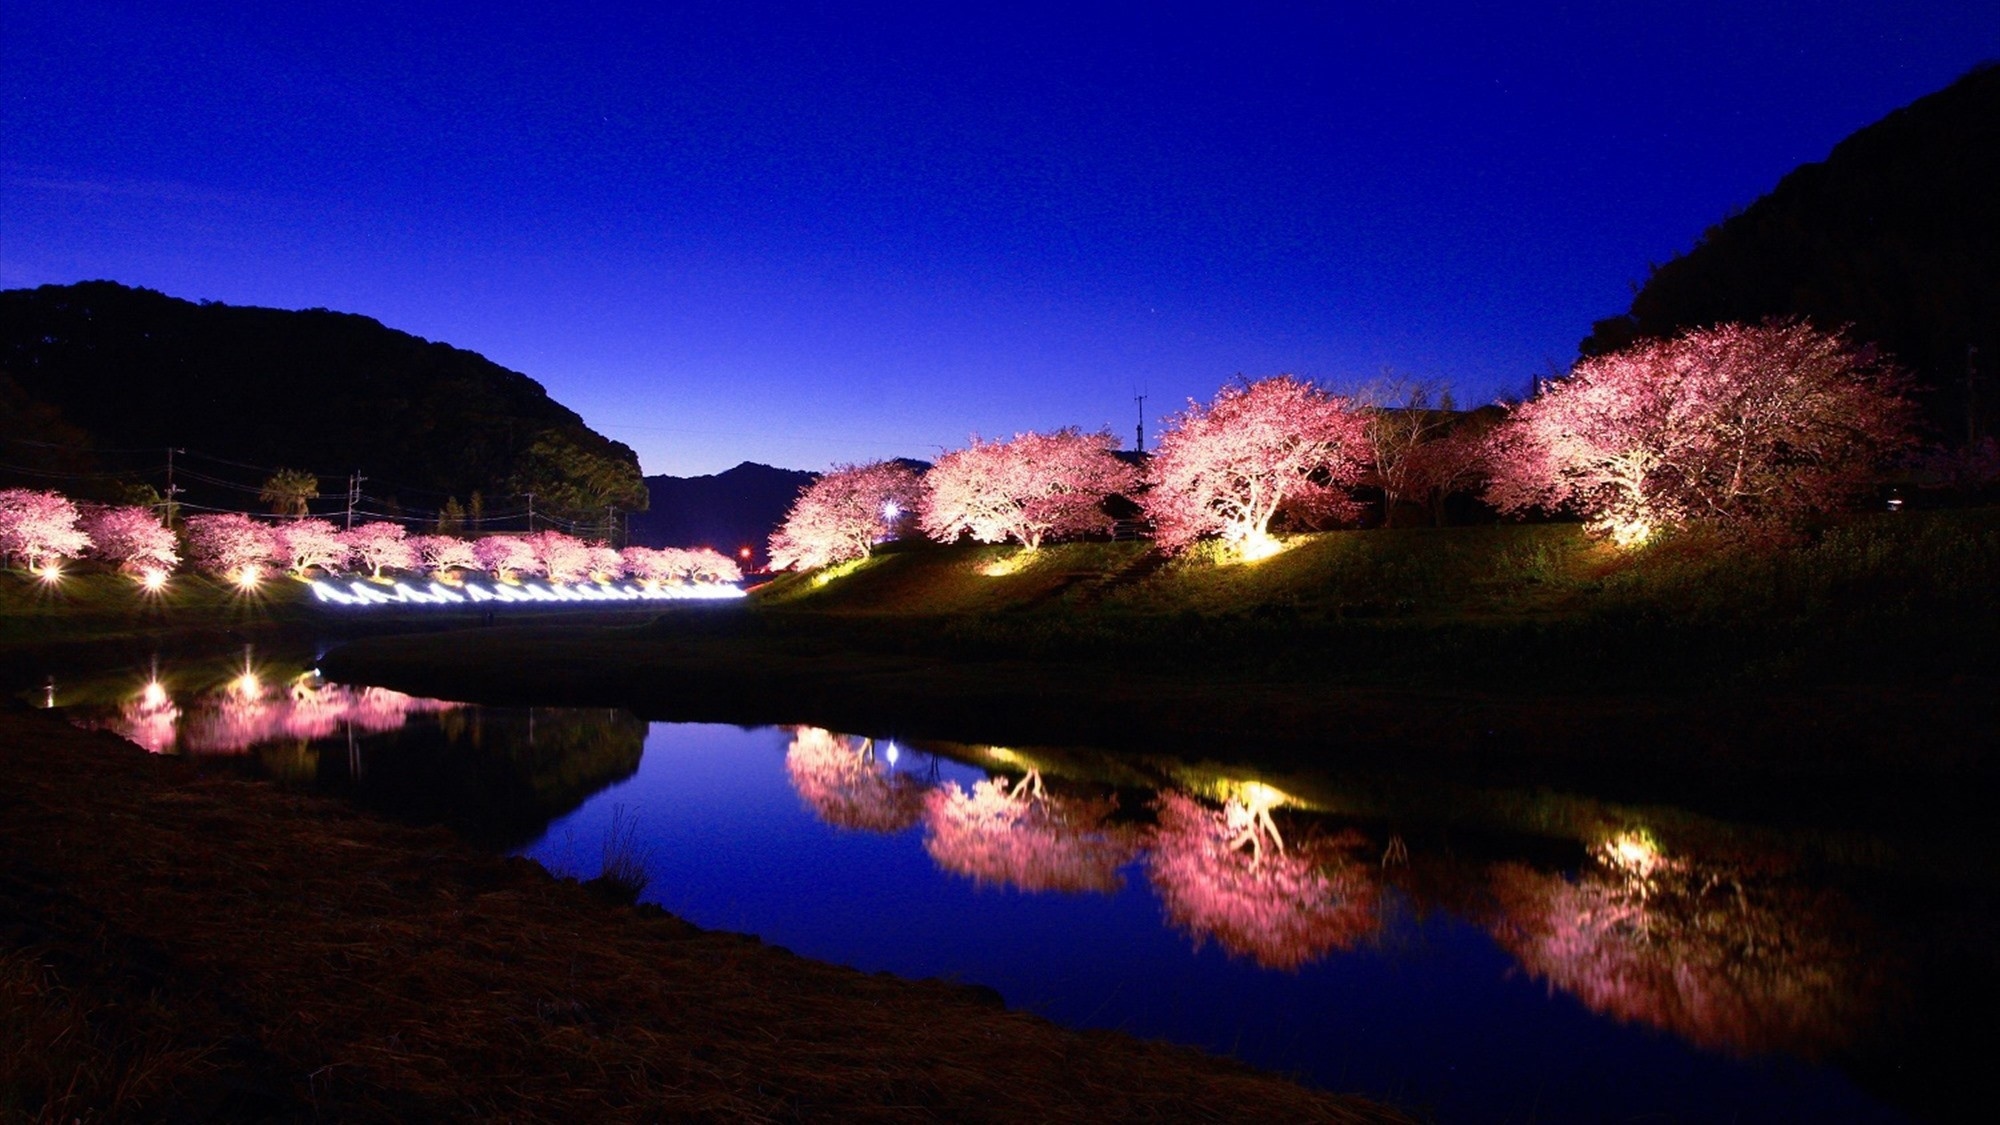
0, 705, 1402, 1123
326, 512, 2000, 828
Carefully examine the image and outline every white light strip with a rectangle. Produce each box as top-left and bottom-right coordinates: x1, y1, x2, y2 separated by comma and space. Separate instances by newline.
309, 577, 745, 608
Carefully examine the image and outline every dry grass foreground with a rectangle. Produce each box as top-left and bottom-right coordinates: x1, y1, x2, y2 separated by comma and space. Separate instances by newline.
0, 705, 1407, 1124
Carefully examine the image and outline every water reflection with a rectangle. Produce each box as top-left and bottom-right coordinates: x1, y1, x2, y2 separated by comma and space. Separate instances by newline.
773, 730, 1889, 1057
923, 772, 1137, 894
784, 727, 926, 832
1145, 790, 1378, 971
1485, 830, 1884, 1058
58, 649, 645, 849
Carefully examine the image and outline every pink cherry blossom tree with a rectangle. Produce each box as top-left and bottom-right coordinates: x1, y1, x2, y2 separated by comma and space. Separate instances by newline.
1483, 321, 1915, 545
184, 513, 280, 580
81, 505, 179, 574
341, 522, 418, 578
783, 727, 928, 833
525, 530, 592, 582
412, 534, 481, 575
0, 488, 93, 571
923, 777, 1136, 894
921, 429, 1139, 550
1144, 377, 1372, 554
768, 461, 925, 571
473, 535, 539, 581
1144, 790, 1377, 971
275, 518, 351, 576
587, 545, 626, 581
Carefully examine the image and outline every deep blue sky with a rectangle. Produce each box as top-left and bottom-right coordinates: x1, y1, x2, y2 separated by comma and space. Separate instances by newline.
5, 3, 1996, 476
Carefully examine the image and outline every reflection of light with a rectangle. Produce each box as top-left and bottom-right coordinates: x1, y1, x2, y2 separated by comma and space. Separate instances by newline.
232, 672, 262, 699
140, 680, 169, 709
1599, 828, 1669, 881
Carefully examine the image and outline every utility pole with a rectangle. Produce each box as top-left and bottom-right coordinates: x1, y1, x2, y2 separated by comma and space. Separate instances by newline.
605, 504, 617, 547
1134, 391, 1148, 453
162, 447, 185, 526
345, 471, 365, 530
521, 492, 534, 534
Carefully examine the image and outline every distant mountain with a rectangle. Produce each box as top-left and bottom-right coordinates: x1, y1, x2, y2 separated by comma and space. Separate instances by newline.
0, 281, 647, 527
629, 461, 815, 564
1581, 64, 2000, 444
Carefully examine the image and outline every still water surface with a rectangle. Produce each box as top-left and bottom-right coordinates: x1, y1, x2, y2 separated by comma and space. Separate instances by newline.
44, 647, 1928, 1123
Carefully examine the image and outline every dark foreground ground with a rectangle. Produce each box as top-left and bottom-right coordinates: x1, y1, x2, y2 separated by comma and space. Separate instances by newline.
0, 705, 1405, 1124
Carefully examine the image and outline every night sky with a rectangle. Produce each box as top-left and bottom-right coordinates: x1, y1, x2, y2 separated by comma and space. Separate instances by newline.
5, 3, 1996, 477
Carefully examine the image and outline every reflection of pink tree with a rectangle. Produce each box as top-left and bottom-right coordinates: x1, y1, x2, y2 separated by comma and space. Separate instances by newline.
114, 685, 180, 753
1144, 791, 1376, 970
82, 505, 179, 573
276, 519, 350, 576
0, 488, 93, 570
921, 429, 1138, 549
1486, 833, 1876, 1057
783, 727, 926, 833
1144, 377, 1371, 553
923, 776, 1135, 894
184, 514, 280, 581
769, 462, 925, 571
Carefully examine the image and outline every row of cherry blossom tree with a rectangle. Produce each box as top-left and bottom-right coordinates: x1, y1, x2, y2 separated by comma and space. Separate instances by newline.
769, 320, 1918, 567
0, 493, 739, 586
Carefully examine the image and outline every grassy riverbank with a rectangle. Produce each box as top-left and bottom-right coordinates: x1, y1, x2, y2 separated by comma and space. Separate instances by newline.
0, 705, 1404, 1123
322, 512, 2000, 830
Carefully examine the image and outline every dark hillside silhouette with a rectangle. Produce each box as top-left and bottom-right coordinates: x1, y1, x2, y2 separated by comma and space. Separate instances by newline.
1581, 63, 2000, 444
629, 461, 815, 562
0, 281, 647, 525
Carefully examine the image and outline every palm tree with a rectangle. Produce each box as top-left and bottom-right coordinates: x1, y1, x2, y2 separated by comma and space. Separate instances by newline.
259, 468, 320, 517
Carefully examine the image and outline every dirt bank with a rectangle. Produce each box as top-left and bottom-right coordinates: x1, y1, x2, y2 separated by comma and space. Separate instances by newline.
0, 705, 1406, 1123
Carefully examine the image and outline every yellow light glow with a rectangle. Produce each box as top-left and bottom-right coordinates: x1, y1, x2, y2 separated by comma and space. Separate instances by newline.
139, 568, 169, 591
140, 680, 169, 709
979, 550, 1032, 577
1235, 532, 1287, 563
232, 671, 262, 699
36, 562, 62, 583
1602, 517, 1654, 548
234, 565, 262, 591
988, 746, 1018, 762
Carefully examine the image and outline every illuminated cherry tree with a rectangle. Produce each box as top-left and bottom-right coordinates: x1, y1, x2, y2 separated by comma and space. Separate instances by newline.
412, 534, 480, 575
921, 429, 1139, 550
680, 546, 742, 584
81, 505, 179, 574
341, 522, 418, 578
923, 776, 1136, 894
184, 513, 280, 580
1145, 377, 1372, 554
768, 461, 925, 571
783, 727, 928, 833
587, 545, 626, 581
525, 530, 592, 582
473, 535, 539, 581
1486, 831, 1877, 1057
1144, 790, 1377, 970
276, 518, 351, 576
0, 488, 92, 571
1483, 321, 1915, 545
